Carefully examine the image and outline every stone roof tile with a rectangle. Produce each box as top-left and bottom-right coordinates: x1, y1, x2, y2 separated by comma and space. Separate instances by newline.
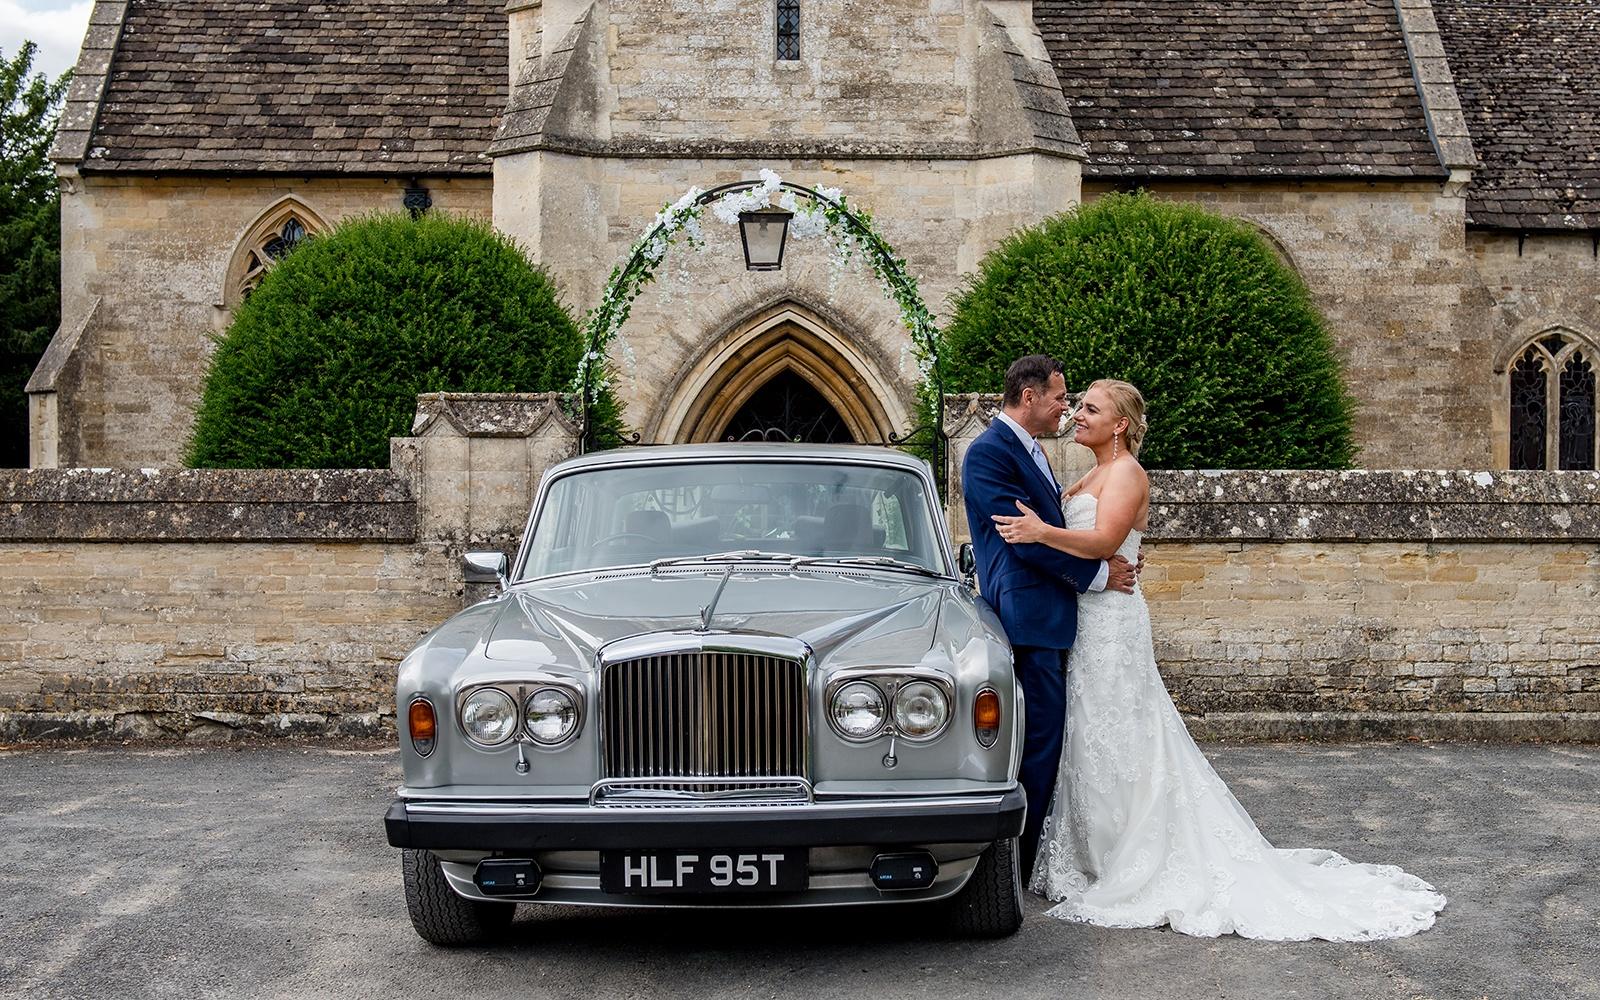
83, 0, 505, 174
1432, 0, 1600, 228
1035, 0, 1445, 179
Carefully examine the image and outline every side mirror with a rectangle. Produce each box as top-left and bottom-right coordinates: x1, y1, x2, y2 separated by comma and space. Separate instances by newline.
957, 543, 976, 586
462, 551, 510, 591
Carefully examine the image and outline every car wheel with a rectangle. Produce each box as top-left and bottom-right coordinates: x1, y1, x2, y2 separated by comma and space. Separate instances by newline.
401, 849, 515, 946
944, 836, 1024, 938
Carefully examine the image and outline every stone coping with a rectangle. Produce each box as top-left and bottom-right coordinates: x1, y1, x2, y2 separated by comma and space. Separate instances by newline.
4, 465, 1598, 543
1148, 469, 1600, 541
0, 468, 414, 542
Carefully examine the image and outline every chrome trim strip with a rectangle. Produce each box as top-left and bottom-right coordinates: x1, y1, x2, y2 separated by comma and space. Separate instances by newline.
405, 792, 1009, 818
599, 631, 811, 666
588, 776, 815, 806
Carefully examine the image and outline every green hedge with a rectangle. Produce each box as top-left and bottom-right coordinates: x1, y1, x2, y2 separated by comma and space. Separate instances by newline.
939, 193, 1355, 468
187, 213, 617, 468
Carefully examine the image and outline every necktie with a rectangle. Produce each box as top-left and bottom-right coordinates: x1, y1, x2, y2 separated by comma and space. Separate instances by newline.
1031, 440, 1058, 494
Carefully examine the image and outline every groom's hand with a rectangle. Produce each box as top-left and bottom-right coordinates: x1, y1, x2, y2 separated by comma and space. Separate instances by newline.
1106, 555, 1137, 594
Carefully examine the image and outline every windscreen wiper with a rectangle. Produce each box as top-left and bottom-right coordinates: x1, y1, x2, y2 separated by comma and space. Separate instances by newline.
649, 550, 795, 572
788, 555, 946, 578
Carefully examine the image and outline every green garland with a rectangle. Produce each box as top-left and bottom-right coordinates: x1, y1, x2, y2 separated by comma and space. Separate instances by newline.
573, 170, 940, 421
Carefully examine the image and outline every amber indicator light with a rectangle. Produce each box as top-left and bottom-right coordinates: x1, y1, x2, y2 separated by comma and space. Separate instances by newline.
409, 699, 437, 742
974, 689, 1001, 731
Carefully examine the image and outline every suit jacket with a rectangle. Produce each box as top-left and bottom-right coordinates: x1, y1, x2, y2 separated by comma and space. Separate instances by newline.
961, 418, 1102, 650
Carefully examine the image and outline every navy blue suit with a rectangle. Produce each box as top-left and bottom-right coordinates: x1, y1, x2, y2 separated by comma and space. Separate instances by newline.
962, 418, 1102, 874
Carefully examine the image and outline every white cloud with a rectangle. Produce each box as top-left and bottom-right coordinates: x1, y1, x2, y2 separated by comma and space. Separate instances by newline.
1, 1, 93, 82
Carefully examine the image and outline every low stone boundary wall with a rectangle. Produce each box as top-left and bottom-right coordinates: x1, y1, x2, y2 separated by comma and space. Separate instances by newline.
1, 394, 1596, 741
1144, 470, 1599, 741
0, 468, 451, 739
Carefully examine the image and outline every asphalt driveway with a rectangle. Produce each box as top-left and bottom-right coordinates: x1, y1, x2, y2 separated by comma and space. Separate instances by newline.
0, 742, 1593, 1000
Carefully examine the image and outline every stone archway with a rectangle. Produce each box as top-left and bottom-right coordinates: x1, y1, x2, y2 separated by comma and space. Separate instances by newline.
652, 301, 909, 445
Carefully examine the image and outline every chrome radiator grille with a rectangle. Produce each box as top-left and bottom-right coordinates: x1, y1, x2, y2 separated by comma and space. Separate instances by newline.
601, 651, 807, 779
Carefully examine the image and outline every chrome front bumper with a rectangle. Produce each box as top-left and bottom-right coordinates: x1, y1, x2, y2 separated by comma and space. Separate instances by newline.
386, 787, 1024, 908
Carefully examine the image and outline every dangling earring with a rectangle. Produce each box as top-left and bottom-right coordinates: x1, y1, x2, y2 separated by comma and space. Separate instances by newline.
1112, 432, 1119, 460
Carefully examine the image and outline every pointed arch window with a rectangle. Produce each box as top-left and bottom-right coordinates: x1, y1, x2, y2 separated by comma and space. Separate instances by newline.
240, 216, 311, 300
776, 0, 800, 60
1508, 331, 1598, 470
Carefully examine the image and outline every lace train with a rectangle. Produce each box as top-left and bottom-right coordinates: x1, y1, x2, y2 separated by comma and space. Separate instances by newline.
1027, 495, 1446, 941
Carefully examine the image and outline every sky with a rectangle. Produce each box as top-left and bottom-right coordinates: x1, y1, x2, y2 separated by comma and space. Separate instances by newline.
2, 0, 93, 82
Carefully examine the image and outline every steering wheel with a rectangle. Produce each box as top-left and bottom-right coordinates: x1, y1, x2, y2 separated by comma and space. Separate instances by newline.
591, 532, 659, 549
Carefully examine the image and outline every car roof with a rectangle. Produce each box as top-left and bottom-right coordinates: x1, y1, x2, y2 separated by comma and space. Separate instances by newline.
547, 442, 933, 475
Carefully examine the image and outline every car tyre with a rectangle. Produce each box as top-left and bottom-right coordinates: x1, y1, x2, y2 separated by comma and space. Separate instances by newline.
401, 848, 515, 946
944, 836, 1024, 938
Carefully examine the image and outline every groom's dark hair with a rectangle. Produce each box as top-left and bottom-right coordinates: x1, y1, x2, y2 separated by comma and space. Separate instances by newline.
1003, 354, 1064, 406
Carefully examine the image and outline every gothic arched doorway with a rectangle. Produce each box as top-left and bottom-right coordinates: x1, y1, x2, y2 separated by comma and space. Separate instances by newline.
653, 302, 908, 446
721, 370, 853, 443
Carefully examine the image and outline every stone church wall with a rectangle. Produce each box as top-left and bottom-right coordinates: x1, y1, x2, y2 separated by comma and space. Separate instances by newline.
501, 150, 1079, 442
601, 0, 983, 147
39, 174, 494, 469
1466, 230, 1600, 468
1083, 180, 1484, 470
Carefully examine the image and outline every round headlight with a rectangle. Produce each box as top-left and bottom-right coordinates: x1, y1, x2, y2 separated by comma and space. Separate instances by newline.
831, 681, 887, 740
893, 681, 949, 739
524, 687, 579, 745
461, 687, 518, 746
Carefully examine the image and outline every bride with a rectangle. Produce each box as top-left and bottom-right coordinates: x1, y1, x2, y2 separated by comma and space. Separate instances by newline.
991, 379, 1446, 941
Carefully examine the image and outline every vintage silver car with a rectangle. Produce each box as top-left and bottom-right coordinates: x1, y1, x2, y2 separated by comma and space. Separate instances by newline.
384, 443, 1025, 943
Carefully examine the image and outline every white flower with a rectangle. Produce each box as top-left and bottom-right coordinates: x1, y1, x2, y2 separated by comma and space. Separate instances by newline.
788, 206, 827, 240
670, 186, 702, 215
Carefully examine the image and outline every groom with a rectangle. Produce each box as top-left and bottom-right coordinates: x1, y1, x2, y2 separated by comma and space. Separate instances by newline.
962, 354, 1136, 880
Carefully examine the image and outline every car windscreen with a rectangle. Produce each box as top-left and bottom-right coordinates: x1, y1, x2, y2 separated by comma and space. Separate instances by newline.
519, 461, 947, 578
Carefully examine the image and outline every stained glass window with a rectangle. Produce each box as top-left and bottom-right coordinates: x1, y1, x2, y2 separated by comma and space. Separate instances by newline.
1559, 351, 1596, 470
241, 217, 312, 300
777, 0, 800, 61
1509, 345, 1548, 470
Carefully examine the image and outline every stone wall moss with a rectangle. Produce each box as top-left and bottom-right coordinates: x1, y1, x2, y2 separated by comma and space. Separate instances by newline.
186, 212, 618, 469
939, 193, 1356, 468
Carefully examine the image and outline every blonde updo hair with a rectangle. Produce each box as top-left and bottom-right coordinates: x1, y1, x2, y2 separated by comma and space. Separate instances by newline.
1087, 378, 1148, 456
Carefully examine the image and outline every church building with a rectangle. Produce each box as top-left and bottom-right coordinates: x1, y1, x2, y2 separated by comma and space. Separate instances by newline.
28, 0, 1600, 471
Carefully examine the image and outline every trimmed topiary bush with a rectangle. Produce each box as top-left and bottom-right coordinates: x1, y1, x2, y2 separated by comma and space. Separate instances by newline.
940, 193, 1355, 468
187, 212, 618, 468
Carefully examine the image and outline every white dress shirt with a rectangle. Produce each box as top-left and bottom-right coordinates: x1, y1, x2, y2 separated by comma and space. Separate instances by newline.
994, 411, 1109, 593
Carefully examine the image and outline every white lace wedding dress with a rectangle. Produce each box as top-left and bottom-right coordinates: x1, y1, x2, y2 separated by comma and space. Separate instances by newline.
1028, 493, 1446, 940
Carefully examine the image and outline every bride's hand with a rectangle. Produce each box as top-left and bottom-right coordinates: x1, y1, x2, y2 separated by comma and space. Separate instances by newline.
992, 501, 1048, 544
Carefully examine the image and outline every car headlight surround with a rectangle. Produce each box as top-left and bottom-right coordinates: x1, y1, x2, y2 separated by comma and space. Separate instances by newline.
460, 687, 519, 747
524, 686, 581, 746
829, 680, 888, 741
892, 680, 950, 740
827, 671, 956, 744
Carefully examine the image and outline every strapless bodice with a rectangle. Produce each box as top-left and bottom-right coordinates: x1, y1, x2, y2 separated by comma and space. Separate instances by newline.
1062, 492, 1142, 563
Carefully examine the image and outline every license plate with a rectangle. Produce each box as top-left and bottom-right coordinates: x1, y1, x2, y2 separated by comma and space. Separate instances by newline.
600, 849, 807, 894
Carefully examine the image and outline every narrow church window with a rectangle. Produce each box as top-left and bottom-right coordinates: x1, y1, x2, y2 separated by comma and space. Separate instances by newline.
1507, 331, 1600, 470
1559, 351, 1596, 470
1510, 345, 1548, 470
776, 0, 800, 61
